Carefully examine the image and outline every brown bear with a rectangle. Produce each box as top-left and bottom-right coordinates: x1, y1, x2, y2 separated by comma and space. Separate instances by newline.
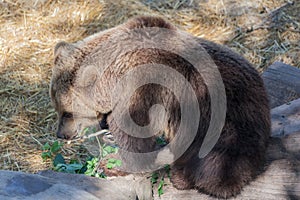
50, 16, 270, 198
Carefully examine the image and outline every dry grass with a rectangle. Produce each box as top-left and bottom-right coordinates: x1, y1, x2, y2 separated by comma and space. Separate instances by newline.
0, 0, 299, 173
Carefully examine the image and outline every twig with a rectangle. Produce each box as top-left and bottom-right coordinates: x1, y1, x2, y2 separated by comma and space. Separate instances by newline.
67, 129, 111, 144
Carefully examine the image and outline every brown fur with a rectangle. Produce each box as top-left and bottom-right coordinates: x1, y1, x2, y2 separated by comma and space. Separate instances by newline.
50, 16, 270, 198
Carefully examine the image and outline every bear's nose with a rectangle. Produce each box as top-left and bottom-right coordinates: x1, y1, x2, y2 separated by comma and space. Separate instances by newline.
56, 131, 77, 140
56, 131, 66, 139
56, 131, 75, 140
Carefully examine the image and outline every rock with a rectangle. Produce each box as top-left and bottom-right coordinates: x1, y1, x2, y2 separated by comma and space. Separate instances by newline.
0, 170, 144, 200
271, 98, 300, 137
262, 62, 300, 108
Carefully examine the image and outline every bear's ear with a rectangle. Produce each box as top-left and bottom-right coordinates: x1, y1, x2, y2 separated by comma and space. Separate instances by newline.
54, 41, 81, 69
77, 65, 98, 88
54, 41, 77, 57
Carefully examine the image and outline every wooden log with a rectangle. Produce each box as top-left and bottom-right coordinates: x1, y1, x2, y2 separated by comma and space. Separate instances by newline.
262, 62, 300, 108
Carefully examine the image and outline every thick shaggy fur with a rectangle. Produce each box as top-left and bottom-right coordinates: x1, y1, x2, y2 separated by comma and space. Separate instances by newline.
50, 16, 270, 198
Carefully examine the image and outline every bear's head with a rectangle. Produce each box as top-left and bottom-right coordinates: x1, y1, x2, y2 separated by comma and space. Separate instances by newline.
50, 41, 110, 139
50, 16, 176, 140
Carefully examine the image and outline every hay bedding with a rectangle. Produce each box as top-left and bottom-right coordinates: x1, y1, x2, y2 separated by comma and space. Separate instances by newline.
0, 0, 299, 173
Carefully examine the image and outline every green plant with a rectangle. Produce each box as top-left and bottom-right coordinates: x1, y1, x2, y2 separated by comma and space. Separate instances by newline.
151, 172, 159, 184
102, 145, 118, 157
151, 165, 170, 197
101, 144, 122, 169
41, 141, 63, 160
84, 157, 106, 178
158, 179, 164, 197
106, 158, 122, 169
41, 141, 121, 179
41, 141, 83, 174
55, 162, 83, 174
156, 133, 167, 146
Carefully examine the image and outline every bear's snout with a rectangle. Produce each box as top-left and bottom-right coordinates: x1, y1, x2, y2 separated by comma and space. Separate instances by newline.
56, 130, 76, 140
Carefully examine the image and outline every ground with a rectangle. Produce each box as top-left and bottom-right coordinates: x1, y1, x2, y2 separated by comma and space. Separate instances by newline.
0, 0, 299, 173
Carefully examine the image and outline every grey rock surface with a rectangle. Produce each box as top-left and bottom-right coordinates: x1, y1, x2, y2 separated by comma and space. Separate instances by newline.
0, 170, 148, 200
262, 62, 300, 108
271, 98, 300, 137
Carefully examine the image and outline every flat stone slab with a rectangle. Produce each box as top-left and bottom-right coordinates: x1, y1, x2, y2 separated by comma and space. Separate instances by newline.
0, 170, 150, 200
271, 98, 300, 137
262, 61, 300, 108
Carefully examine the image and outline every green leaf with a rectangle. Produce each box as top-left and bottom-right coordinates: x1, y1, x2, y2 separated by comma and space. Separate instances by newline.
164, 165, 171, 178
67, 163, 84, 172
55, 163, 83, 173
103, 146, 113, 153
106, 158, 122, 169
54, 163, 67, 172
78, 165, 87, 174
41, 151, 52, 160
156, 135, 167, 146
158, 179, 164, 197
99, 173, 107, 179
102, 151, 108, 157
50, 141, 62, 153
70, 159, 78, 164
84, 167, 94, 176
115, 159, 122, 167
42, 142, 51, 151
151, 172, 159, 184
82, 127, 90, 135
53, 153, 66, 167
85, 157, 99, 174
106, 163, 114, 169
92, 157, 99, 164
107, 158, 117, 164
102, 145, 118, 157
86, 160, 93, 166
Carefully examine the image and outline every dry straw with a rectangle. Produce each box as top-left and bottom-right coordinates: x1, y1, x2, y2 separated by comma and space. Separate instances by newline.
0, 0, 299, 172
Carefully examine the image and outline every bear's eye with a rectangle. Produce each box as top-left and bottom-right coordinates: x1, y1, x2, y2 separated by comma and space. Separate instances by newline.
62, 112, 73, 119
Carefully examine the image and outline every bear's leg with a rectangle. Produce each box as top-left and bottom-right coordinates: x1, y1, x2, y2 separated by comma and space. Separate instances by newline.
169, 120, 267, 198
113, 132, 158, 172
193, 150, 261, 198
190, 119, 267, 198
170, 165, 195, 190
